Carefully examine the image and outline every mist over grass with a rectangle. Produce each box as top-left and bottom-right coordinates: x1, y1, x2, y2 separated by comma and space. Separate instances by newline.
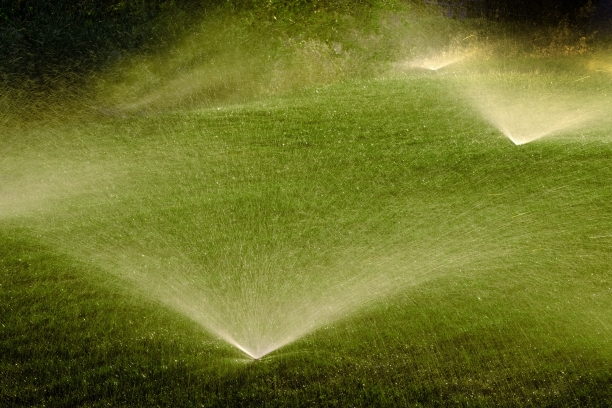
2, 0, 610, 123
2, 1, 612, 406
3, 75, 612, 403
91, 2, 462, 113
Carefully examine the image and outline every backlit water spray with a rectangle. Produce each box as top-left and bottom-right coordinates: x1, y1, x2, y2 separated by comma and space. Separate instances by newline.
8, 13, 607, 360
116, 240, 480, 359
0, 120, 499, 360
49, 210, 489, 360
461, 74, 608, 145
404, 49, 471, 71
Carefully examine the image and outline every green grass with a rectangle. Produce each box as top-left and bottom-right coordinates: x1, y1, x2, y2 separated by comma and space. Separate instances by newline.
2, 56, 612, 406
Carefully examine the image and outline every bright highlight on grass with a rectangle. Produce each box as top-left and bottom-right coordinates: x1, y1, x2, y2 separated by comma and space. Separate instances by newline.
588, 58, 612, 74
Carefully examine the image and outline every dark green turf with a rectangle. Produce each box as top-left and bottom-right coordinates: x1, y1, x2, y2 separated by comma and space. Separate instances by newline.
2, 72, 612, 406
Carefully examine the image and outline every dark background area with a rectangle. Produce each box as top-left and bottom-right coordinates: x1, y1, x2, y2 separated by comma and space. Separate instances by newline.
432, 0, 598, 21
0, 0, 210, 86
0, 0, 601, 87
472, 0, 596, 21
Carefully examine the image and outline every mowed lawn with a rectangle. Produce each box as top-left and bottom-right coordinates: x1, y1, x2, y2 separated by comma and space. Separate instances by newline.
2, 68, 612, 406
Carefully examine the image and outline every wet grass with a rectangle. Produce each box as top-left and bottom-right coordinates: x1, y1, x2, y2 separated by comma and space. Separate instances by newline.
2, 68, 612, 406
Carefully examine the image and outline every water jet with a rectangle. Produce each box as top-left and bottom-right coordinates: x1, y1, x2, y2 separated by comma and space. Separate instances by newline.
463, 75, 604, 144
401, 49, 472, 72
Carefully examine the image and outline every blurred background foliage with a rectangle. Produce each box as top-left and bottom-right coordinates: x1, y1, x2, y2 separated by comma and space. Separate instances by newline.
0, 0, 210, 86
0, 0, 600, 88
467, 0, 596, 22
